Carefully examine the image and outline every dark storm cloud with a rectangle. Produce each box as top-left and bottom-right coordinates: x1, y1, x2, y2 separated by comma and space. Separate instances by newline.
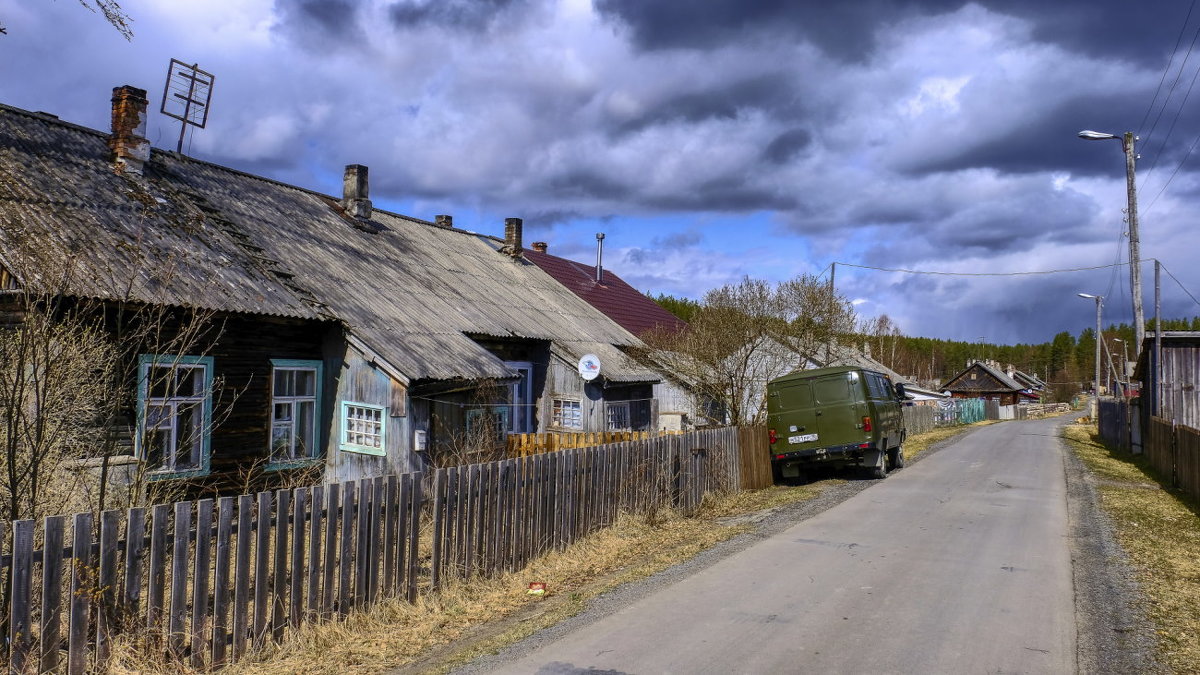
907, 95, 1165, 176
646, 177, 799, 212
762, 128, 812, 164
611, 74, 799, 135
387, 0, 530, 31
541, 170, 633, 202
273, 0, 365, 45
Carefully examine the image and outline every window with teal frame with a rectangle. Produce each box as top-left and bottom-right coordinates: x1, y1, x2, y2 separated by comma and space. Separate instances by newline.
137, 354, 214, 478
340, 401, 386, 456
269, 359, 323, 469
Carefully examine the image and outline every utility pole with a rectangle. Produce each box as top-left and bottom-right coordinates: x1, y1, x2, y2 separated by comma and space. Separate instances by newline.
1122, 132, 1145, 350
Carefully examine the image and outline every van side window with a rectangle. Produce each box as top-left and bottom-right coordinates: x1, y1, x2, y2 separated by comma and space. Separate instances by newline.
867, 374, 886, 400
814, 376, 851, 403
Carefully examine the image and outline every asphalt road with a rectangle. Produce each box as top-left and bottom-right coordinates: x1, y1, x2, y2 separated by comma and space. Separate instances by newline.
475, 416, 1078, 674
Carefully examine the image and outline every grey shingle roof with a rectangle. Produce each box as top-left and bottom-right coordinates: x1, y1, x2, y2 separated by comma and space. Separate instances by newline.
0, 102, 658, 384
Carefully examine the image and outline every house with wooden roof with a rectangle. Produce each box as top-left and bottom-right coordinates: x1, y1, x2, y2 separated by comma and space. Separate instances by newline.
941, 360, 1040, 406
0, 85, 664, 488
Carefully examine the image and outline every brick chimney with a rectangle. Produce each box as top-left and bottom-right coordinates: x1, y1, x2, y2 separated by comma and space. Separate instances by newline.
342, 164, 372, 219
531, 241, 548, 253
434, 214, 453, 228
500, 217, 523, 257
109, 86, 150, 175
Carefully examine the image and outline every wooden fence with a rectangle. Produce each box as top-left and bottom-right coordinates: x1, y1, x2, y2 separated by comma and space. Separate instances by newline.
0, 427, 750, 673
505, 430, 681, 457
1144, 416, 1200, 499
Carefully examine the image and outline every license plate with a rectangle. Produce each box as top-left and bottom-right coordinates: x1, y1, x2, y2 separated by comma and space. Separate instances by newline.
788, 433, 818, 444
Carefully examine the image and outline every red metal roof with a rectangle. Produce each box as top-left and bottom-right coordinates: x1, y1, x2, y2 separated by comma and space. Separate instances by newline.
525, 248, 688, 338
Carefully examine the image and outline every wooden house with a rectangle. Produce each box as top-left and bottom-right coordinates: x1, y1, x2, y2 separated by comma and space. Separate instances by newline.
941, 360, 1038, 406
0, 85, 663, 488
1134, 331, 1200, 429
524, 240, 690, 430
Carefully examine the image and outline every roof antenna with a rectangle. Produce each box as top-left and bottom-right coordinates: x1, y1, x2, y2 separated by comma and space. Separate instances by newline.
160, 58, 215, 154
595, 232, 605, 284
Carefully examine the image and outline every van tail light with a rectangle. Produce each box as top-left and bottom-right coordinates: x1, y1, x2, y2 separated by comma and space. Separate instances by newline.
769, 428, 778, 445
862, 416, 873, 432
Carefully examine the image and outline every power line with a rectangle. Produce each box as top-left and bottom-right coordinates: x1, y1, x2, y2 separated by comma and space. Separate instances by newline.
1139, 0, 1197, 137
832, 261, 1131, 277
1140, 14, 1200, 155
1159, 261, 1200, 310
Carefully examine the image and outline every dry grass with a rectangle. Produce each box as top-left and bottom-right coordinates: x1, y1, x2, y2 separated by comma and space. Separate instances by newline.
1062, 422, 1200, 674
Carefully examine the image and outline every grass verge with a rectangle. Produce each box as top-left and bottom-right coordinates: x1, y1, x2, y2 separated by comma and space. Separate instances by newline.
1062, 421, 1200, 673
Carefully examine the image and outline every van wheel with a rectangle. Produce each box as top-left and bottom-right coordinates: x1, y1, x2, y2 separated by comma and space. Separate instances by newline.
870, 452, 888, 480
888, 445, 906, 470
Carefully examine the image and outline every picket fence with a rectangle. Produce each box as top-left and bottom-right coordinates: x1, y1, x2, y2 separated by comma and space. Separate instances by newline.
0, 427, 752, 673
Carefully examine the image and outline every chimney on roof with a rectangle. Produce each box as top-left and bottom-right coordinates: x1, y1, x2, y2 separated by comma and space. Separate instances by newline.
434, 214, 453, 228
531, 241, 548, 253
501, 217, 523, 257
109, 85, 150, 175
595, 232, 605, 283
342, 164, 372, 219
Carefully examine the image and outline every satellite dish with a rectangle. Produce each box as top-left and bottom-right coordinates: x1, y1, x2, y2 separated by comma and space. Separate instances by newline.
578, 354, 601, 381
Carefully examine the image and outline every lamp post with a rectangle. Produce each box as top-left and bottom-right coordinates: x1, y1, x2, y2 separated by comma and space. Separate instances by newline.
1078, 130, 1144, 350
1078, 293, 1103, 413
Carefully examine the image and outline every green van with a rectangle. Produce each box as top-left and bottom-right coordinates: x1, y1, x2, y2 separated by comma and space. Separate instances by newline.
766, 366, 907, 480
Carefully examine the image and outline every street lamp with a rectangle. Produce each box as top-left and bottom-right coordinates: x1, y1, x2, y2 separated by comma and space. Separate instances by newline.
1077, 130, 1144, 351
1078, 293, 1103, 409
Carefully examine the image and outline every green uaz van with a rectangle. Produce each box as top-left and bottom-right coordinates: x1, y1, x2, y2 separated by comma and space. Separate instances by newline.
766, 366, 907, 480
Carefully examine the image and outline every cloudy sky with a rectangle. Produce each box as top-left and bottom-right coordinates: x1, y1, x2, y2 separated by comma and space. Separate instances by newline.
3, 0, 1200, 345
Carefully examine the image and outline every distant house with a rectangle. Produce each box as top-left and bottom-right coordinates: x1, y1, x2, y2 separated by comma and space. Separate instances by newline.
1134, 331, 1200, 429
0, 85, 665, 489
941, 360, 1040, 405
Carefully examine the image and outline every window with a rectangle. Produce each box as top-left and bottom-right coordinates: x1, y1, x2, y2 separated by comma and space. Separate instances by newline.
137, 355, 213, 477
552, 398, 582, 429
607, 401, 630, 430
504, 361, 534, 433
466, 407, 510, 437
340, 402, 385, 455
270, 360, 322, 466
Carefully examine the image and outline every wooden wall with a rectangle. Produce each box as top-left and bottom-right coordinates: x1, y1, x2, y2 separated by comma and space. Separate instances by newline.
325, 346, 420, 484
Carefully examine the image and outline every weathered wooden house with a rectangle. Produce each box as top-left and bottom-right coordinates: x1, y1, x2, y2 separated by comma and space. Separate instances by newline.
1135, 331, 1200, 429
524, 240, 692, 430
941, 359, 1038, 406
0, 85, 662, 488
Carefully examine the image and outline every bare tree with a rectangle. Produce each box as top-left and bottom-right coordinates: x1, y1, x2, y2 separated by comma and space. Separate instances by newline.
641, 274, 856, 426
2, 1, 133, 38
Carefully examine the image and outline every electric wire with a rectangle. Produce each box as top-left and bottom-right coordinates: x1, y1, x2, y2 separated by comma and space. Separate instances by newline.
1139, 15, 1200, 155
831, 261, 1130, 277
1142, 51, 1200, 185
1138, 0, 1197, 136
1143, 127, 1200, 214
1159, 261, 1200, 310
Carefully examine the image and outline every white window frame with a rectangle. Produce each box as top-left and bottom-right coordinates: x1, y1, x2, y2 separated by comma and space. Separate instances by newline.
340, 402, 386, 456
269, 359, 323, 468
551, 397, 583, 430
136, 354, 213, 478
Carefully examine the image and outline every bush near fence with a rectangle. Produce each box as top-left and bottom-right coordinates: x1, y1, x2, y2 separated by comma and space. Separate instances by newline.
0, 427, 767, 673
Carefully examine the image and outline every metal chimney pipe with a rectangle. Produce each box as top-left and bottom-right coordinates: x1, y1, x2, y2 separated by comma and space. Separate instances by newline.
596, 232, 605, 284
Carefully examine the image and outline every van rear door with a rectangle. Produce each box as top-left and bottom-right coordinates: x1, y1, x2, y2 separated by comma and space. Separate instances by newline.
770, 379, 820, 448
811, 372, 864, 447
